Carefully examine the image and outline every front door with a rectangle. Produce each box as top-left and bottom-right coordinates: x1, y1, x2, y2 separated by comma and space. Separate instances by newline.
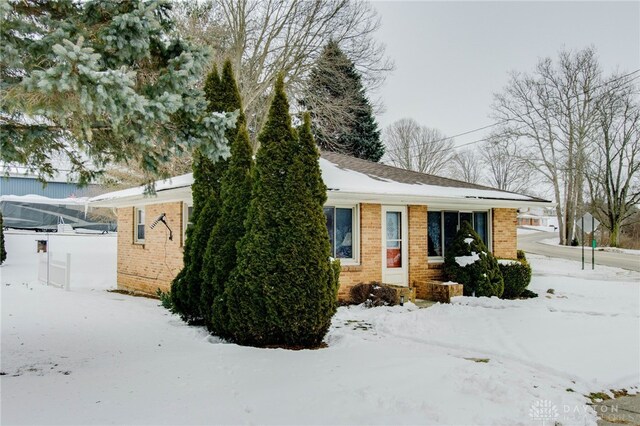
382, 206, 408, 286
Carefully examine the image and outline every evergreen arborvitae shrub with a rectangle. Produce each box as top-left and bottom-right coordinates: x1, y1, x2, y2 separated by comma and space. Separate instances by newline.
171, 67, 224, 322
0, 212, 6, 265
499, 258, 532, 299
172, 60, 246, 324
444, 221, 504, 298
199, 60, 247, 329
202, 125, 253, 337
225, 79, 339, 347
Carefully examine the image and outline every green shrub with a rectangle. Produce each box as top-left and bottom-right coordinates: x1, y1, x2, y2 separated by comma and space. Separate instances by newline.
156, 289, 175, 312
202, 124, 253, 338
517, 250, 526, 261
349, 282, 398, 307
444, 221, 504, 298
200, 60, 247, 329
520, 289, 538, 299
171, 66, 226, 323
499, 259, 532, 299
171, 61, 246, 326
571, 237, 579, 246
225, 80, 339, 347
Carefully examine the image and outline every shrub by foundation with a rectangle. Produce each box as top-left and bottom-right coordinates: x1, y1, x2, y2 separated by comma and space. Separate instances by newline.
349, 282, 398, 307
444, 221, 504, 298
499, 258, 532, 299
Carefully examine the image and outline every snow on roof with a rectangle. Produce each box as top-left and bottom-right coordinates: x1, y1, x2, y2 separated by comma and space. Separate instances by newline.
319, 156, 536, 201
0, 194, 90, 206
89, 174, 193, 204
90, 152, 550, 206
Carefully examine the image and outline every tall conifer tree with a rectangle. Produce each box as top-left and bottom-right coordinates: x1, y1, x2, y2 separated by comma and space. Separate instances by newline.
202, 125, 253, 336
225, 77, 339, 347
171, 60, 245, 323
196, 61, 246, 325
171, 67, 222, 321
303, 41, 384, 162
1, 0, 235, 183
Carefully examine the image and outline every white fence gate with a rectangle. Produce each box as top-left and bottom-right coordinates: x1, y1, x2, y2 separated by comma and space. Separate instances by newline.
38, 252, 71, 291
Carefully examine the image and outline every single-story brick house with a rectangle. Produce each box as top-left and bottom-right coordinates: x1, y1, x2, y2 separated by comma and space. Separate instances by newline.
90, 151, 551, 300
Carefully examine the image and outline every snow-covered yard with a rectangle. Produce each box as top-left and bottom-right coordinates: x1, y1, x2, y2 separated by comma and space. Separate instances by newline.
1, 232, 638, 425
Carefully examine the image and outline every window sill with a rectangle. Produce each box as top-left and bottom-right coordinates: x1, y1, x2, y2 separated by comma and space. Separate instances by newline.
133, 242, 145, 248
341, 264, 362, 272
428, 258, 444, 264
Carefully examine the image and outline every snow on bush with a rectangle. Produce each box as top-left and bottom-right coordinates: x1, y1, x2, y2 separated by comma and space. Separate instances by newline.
444, 221, 503, 297
455, 252, 480, 266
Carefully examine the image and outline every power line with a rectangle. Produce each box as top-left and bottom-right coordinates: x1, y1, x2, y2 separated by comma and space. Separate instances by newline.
383, 68, 640, 156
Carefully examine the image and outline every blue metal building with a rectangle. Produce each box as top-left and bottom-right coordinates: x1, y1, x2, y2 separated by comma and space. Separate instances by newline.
0, 176, 104, 198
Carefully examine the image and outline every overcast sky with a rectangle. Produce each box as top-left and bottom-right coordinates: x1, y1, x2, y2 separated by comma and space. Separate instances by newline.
372, 1, 640, 146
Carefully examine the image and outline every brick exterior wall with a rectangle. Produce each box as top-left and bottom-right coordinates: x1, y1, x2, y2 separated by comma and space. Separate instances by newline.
117, 202, 184, 295
337, 204, 434, 301
492, 208, 518, 259
337, 203, 382, 299
114, 201, 519, 300
408, 205, 429, 288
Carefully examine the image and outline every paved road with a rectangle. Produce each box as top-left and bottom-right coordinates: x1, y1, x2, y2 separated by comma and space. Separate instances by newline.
594, 394, 640, 426
518, 231, 640, 272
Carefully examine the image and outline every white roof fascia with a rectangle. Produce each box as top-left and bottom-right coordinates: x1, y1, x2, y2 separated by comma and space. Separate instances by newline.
326, 190, 553, 209
90, 187, 192, 208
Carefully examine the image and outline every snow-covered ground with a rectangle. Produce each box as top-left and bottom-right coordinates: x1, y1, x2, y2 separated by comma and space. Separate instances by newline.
1, 232, 638, 425
539, 236, 640, 255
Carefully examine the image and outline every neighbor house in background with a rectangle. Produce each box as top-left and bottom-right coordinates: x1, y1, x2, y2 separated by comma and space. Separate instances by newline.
90, 152, 551, 300
517, 207, 558, 229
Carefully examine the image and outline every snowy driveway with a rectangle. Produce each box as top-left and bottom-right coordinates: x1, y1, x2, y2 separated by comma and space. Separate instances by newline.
1, 233, 639, 425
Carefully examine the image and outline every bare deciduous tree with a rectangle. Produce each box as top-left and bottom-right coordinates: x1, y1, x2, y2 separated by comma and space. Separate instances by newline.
480, 135, 534, 194
383, 118, 454, 175
172, 0, 393, 148
586, 76, 640, 246
448, 149, 482, 184
492, 47, 601, 245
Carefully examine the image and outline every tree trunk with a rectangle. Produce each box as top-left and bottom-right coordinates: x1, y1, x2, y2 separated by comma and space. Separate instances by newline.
609, 221, 620, 247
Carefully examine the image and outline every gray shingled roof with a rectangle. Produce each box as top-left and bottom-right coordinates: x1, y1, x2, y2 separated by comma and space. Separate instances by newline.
320, 151, 549, 203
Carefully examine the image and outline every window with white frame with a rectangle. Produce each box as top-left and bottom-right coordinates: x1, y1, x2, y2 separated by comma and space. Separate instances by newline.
134, 207, 145, 243
427, 210, 490, 258
323, 205, 357, 262
183, 203, 194, 245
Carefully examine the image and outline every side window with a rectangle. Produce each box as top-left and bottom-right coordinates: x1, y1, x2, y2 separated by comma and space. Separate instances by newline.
134, 207, 145, 243
183, 203, 194, 245
427, 211, 442, 257
473, 211, 489, 246
324, 205, 356, 261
